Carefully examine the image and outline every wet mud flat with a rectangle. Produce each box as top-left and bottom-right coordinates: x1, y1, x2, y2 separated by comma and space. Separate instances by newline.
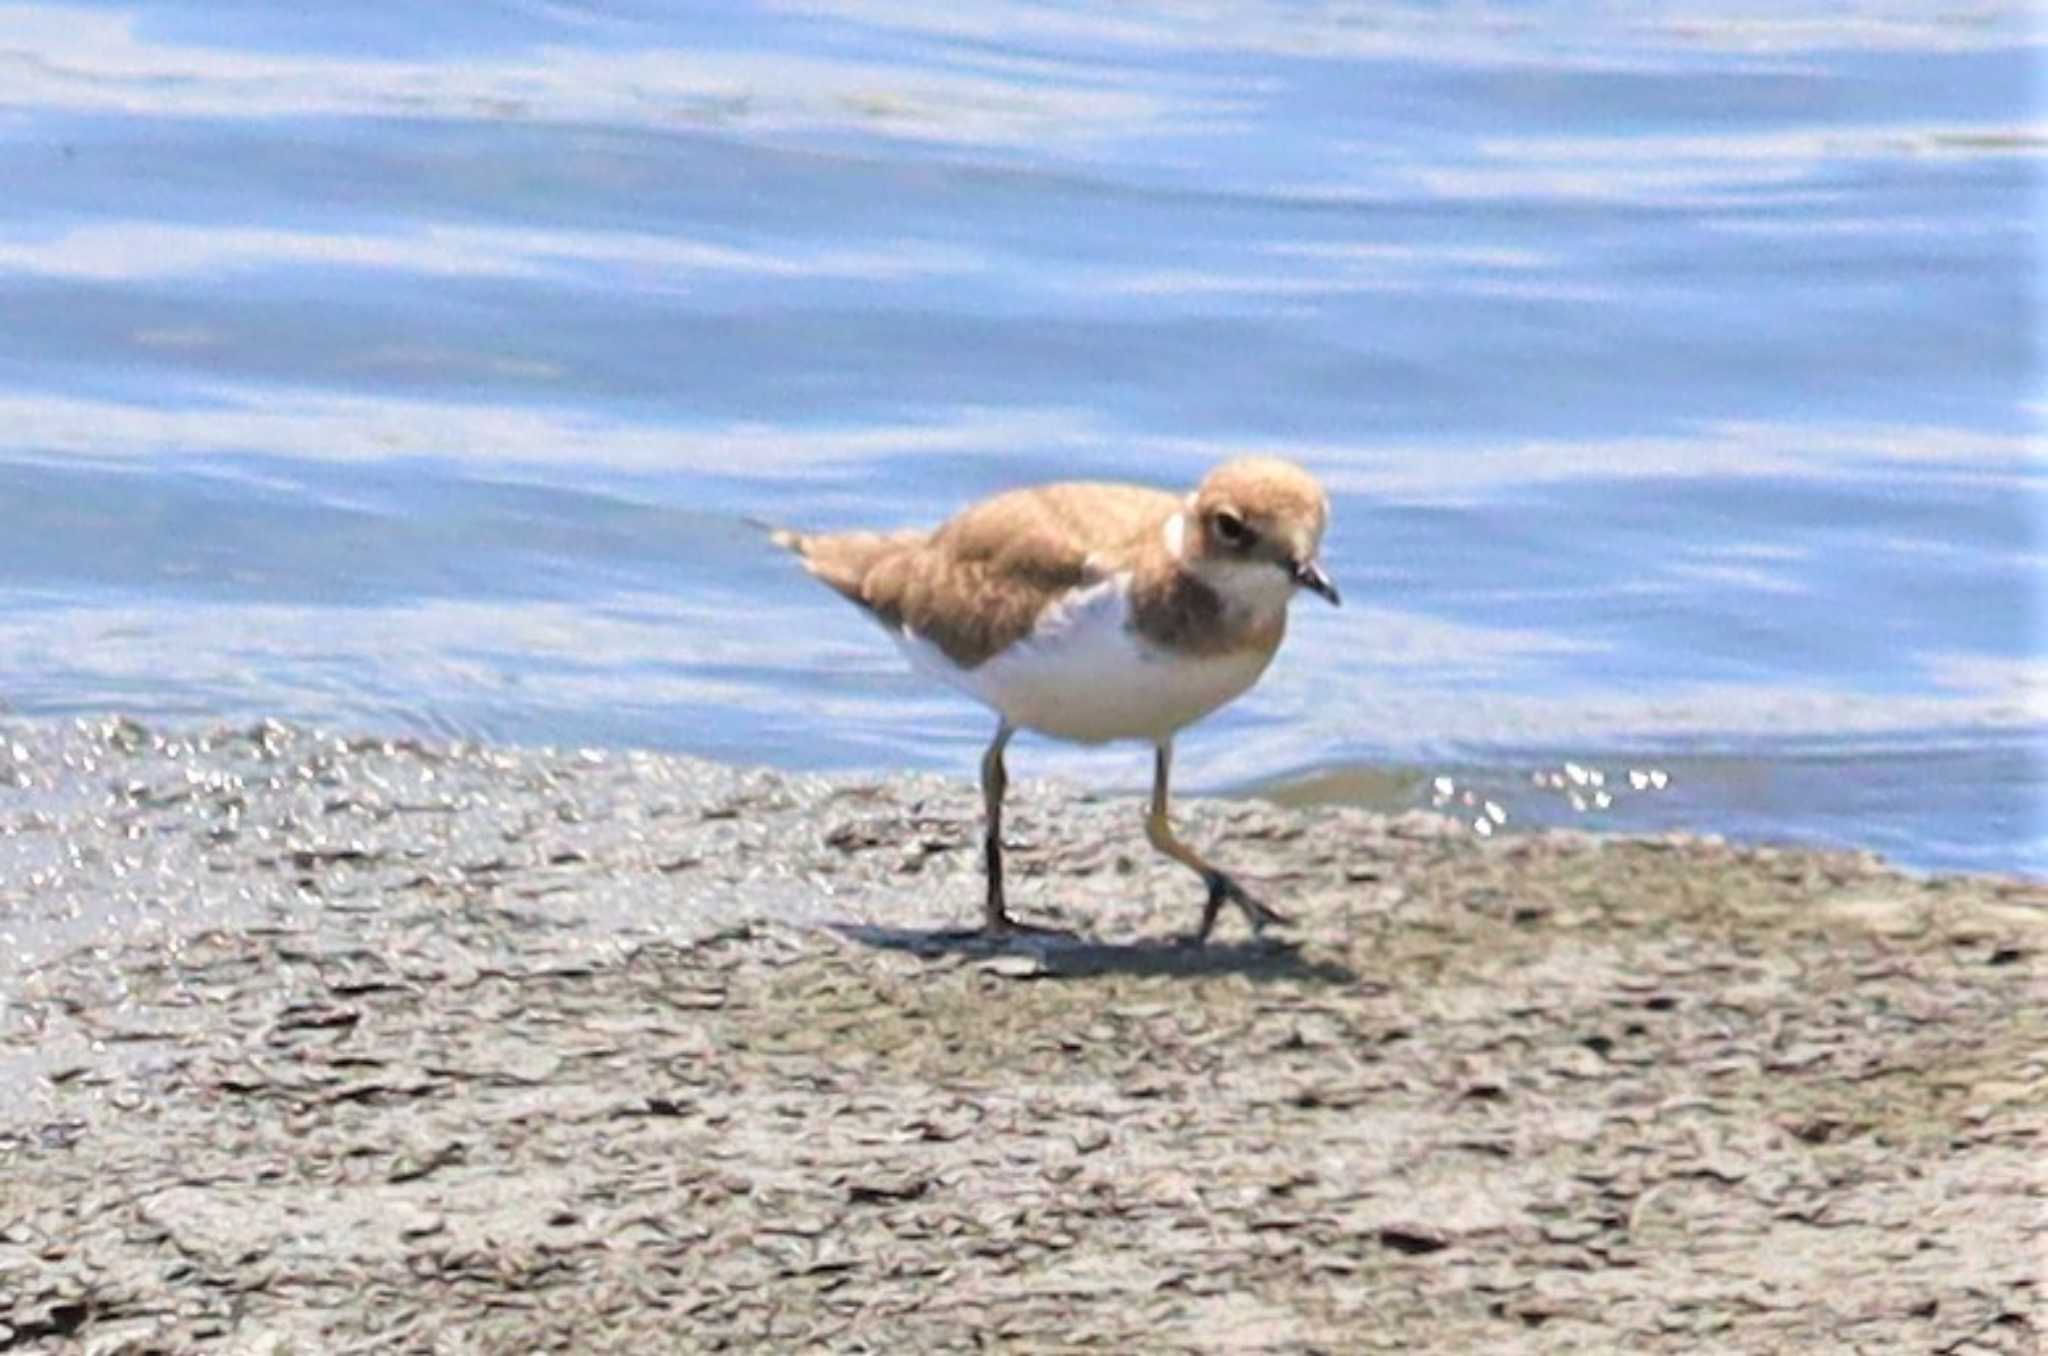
1, 720, 2042, 1353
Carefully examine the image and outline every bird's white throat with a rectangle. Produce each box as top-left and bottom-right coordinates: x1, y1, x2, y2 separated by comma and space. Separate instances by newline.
1193, 555, 1298, 619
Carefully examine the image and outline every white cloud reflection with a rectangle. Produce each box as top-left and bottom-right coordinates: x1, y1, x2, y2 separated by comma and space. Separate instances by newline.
0, 387, 1098, 476
1661, 561, 1808, 596
774, 0, 2040, 64
1165, 421, 2045, 503
0, 387, 2038, 497
1922, 654, 2048, 718
1093, 240, 1564, 300
0, 3, 1207, 146
1353, 123, 2047, 208
0, 221, 982, 285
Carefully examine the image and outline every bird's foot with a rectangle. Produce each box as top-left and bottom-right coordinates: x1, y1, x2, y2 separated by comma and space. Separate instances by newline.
920, 922, 1071, 957
923, 906, 1073, 946
1181, 870, 1291, 946
983, 912, 1073, 939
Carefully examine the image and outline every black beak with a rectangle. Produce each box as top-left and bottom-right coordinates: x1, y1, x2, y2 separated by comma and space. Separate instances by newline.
1291, 558, 1340, 606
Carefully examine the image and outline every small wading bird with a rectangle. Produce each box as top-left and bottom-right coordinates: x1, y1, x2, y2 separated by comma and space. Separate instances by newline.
773, 457, 1338, 944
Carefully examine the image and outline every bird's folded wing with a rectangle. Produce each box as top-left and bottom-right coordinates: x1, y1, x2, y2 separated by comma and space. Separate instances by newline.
786, 482, 1178, 669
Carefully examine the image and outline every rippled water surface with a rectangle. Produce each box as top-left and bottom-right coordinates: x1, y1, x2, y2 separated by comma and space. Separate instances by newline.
1, 2, 2041, 874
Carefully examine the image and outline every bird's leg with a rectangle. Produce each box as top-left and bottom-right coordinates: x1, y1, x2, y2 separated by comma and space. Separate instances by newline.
979, 718, 1076, 938
1145, 740, 1290, 945
955, 720, 1067, 940
980, 720, 1014, 931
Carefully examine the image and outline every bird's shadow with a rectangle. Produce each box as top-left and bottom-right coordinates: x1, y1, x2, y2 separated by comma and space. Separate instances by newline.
826, 922, 1359, 984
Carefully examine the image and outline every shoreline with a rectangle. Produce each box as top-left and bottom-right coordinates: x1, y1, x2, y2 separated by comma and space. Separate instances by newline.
2, 718, 2043, 1351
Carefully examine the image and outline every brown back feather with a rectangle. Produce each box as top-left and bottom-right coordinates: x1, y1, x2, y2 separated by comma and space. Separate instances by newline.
778, 482, 1179, 669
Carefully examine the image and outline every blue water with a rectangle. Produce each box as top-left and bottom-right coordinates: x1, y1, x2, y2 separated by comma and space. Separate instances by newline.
0, 2, 2041, 875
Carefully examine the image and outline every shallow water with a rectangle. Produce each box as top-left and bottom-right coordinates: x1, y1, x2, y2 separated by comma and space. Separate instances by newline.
0, 2, 2041, 875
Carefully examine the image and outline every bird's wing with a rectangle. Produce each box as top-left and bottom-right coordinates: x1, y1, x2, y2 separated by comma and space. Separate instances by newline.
780, 482, 1178, 669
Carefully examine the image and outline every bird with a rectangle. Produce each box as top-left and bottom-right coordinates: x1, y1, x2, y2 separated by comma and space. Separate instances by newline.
772, 457, 1338, 945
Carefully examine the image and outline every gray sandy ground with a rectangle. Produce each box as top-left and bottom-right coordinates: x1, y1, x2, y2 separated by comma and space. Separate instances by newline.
1, 718, 2043, 1353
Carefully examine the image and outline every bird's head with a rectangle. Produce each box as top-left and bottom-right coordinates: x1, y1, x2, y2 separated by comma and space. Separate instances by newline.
1183, 457, 1339, 610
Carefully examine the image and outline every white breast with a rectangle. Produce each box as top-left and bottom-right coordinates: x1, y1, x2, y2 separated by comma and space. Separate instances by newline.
892, 573, 1276, 745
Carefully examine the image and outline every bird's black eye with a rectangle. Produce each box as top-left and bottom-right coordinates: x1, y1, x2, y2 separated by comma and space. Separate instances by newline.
1212, 509, 1255, 547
